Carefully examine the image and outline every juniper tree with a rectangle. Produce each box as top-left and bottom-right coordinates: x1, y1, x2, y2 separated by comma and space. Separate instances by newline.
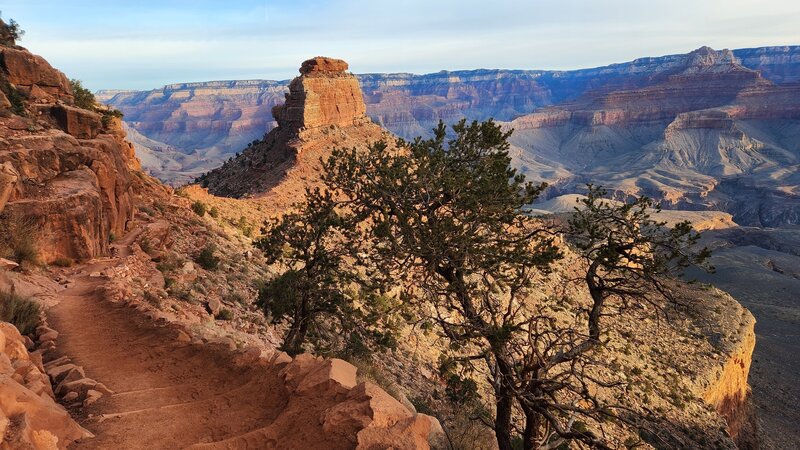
321, 122, 713, 449
255, 188, 400, 356
322, 120, 561, 450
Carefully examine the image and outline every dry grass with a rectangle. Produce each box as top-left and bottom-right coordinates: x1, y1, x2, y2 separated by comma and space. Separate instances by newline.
0, 290, 41, 336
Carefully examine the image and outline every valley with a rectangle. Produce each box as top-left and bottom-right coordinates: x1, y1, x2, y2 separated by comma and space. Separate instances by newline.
0, 7, 797, 449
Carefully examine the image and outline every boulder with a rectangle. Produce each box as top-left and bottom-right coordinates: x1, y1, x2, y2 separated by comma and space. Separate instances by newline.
48, 105, 102, 139
0, 321, 90, 449
0, 47, 72, 102
0, 258, 19, 271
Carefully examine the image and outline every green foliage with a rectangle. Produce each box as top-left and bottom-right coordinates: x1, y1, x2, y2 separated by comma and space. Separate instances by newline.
0, 290, 40, 336
255, 188, 362, 355
70, 79, 96, 110
208, 206, 220, 218
215, 308, 233, 320
0, 16, 24, 46
191, 200, 207, 217
100, 108, 124, 128
195, 244, 219, 271
1, 81, 26, 116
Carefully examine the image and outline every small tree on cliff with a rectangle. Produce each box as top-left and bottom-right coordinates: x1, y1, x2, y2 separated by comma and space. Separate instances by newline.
0, 14, 24, 47
255, 188, 400, 356
322, 120, 562, 450
70, 79, 96, 110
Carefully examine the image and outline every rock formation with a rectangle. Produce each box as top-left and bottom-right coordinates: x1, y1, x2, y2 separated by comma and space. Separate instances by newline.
97, 45, 800, 186
509, 46, 800, 227
0, 321, 91, 449
271, 57, 367, 131
198, 56, 391, 205
0, 45, 139, 263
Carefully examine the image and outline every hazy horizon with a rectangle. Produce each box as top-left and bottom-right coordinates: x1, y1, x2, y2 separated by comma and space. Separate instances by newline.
2, 0, 799, 90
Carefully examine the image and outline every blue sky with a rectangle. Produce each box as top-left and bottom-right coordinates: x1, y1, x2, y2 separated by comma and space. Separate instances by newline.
2, 0, 798, 90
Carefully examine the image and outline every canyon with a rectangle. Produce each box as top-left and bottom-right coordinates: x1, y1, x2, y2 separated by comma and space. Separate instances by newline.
0, 37, 766, 448
0, 44, 442, 449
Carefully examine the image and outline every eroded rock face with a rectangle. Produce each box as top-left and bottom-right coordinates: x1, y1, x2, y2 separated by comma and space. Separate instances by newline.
0, 47, 72, 103
0, 322, 91, 450
273, 56, 367, 131
0, 46, 139, 262
703, 315, 758, 449
200, 57, 390, 202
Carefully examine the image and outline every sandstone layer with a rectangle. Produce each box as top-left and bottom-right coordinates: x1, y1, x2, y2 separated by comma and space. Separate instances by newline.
199, 56, 391, 205
0, 320, 90, 449
0, 46, 139, 263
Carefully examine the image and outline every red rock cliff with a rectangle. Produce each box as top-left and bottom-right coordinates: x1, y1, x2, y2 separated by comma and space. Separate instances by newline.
0, 45, 139, 262
272, 56, 368, 131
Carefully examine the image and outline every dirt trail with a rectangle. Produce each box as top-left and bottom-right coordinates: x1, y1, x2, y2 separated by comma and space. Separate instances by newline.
46, 229, 288, 449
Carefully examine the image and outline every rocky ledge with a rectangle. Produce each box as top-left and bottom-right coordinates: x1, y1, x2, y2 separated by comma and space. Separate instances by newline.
0, 45, 140, 263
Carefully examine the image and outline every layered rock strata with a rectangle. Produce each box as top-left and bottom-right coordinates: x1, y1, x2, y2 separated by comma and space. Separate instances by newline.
199, 57, 391, 205
0, 45, 139, 262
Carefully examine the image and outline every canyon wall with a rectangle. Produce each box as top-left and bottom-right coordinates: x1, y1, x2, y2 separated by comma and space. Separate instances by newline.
0, 45, 139, 263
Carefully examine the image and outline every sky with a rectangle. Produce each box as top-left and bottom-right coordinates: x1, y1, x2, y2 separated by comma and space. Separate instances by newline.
1, 0, 799, 91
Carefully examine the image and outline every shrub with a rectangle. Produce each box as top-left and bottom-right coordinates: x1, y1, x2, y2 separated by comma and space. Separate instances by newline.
0, 214, 39, 264
51, 257, 74, 268
143, 290, 161, 307
3, 83, 25, 116
208, 206, 220, 218
0, 290, 40, 336
195, 245, 219, 270
215, 308, 233, 320
70, 79, 95, 110
191, 201, 207, 217
0, 17, 24, 46
100, 109, 123, 128
155, 252, 183, 273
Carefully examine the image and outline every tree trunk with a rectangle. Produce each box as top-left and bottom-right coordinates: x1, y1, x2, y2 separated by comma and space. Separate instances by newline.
495, 388, 514, 450
522, 407, 540, 450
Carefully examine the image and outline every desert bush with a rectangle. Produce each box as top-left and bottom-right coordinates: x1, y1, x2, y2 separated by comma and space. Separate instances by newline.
195, 244, 219, 270
0, 214, 39, 264
0, 16, 24, 46
215, 308, 233, 320
143, 290, 161, 308
51, 257, 74, 268
100, 108, 123, 128
191, 201, 207, 217
155, 252, 183, 273
208, 206, 220, 218
70, 79, 95, 110
0, 290, 40, 336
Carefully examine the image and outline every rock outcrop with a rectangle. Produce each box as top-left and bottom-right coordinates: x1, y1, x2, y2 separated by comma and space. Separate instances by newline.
0, 321, 91, 449
0, 47, 73, 103
191, 353, 441, 449
0, 45, 139, 263
702, 314, 758, 449
272, 57, 367, 131
199, 57, 391, 205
